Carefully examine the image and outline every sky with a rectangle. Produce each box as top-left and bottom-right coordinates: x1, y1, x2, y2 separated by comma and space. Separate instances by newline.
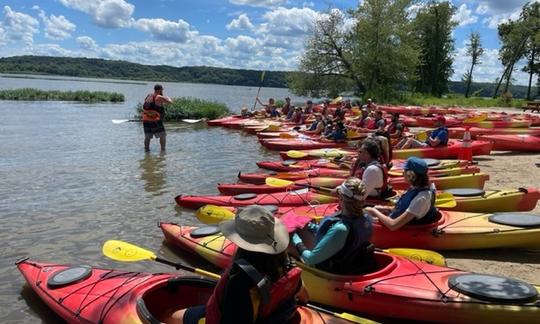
0, 0, 536, 85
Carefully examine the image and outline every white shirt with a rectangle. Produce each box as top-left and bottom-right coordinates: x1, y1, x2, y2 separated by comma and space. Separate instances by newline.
406, 184, 436, 219
363, 161, 384, 197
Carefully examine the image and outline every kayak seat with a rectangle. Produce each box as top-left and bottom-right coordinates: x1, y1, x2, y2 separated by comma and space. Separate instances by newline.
137, 277, 216, 323
488, 213, 540, 227
445, 188, 485, 197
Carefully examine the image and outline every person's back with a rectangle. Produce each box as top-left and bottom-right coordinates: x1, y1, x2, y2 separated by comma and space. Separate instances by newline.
143, 84, 172, 152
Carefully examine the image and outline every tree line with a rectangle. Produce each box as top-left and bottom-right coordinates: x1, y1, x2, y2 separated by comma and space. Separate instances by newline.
289, 0, 540, 101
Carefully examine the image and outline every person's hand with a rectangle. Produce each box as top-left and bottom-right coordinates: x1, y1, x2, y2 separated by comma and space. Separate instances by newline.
291, 233, 302, 246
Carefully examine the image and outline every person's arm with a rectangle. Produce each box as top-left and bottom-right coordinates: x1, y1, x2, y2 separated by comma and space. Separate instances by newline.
156, 94, 172, 104
364, 207, 416, 231
428, 136, 441, 147
292, 223, 348, 266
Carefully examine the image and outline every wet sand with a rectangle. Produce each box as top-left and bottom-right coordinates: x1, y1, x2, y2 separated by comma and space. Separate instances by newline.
444, 151, 540, 283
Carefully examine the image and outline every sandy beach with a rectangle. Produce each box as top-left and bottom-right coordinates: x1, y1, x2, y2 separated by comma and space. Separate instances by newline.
444, 151, 540, 283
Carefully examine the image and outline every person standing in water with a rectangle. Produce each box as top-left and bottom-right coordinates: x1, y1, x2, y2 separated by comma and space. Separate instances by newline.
142, 84, 172, 152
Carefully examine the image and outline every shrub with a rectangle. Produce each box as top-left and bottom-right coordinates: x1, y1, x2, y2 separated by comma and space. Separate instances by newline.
0, 88, 125, 102
135, 96, 230, 121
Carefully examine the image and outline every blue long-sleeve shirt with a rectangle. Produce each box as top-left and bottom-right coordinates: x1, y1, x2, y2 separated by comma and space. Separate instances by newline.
294, 222, 349, 266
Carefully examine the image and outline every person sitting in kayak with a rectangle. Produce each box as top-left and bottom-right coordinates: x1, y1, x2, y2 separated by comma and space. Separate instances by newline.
292, 106, 305, 125
303, 100, 314, 114
395, 115, 448, 149
349, 108, 371, 130
365, 157, 440, 230
170, 205, 308, 324
386, 112, 404, 139
350, 140, 391, 198
281, 97, 292, 116
367, 110, 386, 131
256, 97, 276, 115
291, 178, 377, 275
304, 113, 325, 134
321, 120, 346, 142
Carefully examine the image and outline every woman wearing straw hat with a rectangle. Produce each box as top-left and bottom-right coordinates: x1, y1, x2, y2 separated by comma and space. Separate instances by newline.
365, 157, 440, 230
291, 178, 377, 275
169, 205, 307, 324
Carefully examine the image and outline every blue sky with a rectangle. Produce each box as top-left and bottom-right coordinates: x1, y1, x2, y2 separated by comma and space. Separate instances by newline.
0, 0, 536, 85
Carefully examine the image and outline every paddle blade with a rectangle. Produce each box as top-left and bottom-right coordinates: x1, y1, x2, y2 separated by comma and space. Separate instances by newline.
181, 119, 202, 123
331, 96, 343, 104
266, 177, 295, 187
279, 132, 296, 139
112, 119, 129, 124
196, 205, 235, 224
338, 312, 378, 324
384, 248, 446, 266
416, 131, 428, 142
434, 192, 457, 208
464, 112, 487, 123
287, 150, 308, 158
102, 240, 156, 262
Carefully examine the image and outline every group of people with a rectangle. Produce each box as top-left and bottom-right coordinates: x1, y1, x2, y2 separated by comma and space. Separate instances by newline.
168, 155, 439, 323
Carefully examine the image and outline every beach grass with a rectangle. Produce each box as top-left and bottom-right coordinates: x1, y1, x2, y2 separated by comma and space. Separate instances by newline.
0, 88, 125, 102
136, 96, 230, 121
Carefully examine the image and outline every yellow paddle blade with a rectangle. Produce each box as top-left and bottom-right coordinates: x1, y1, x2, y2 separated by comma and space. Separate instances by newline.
267, 124, 280, 131
331, 96, 343, 104
305, 303, 378, 324
347, 129, 360, 139
265, 177, 295, 187
286, 150, 308, 158
388, 170, 403, 177
416, 131, 428, 142
384, 248, 446, 266
434, 192, 456, 208
196, 205, 235, 224
103, 240, 156, 262
279, 132, 296, 138
464, 112, 488, 123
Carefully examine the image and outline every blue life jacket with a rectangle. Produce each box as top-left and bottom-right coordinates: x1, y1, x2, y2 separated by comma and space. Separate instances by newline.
315, 213, 375, 274
389, 187, 439, 225
308, 120, 318, 131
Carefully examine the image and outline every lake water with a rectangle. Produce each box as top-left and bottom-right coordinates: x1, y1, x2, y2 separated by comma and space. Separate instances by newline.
0, 74, 309, 323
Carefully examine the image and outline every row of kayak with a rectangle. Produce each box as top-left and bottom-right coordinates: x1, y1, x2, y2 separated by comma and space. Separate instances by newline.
158, 223, 540, 323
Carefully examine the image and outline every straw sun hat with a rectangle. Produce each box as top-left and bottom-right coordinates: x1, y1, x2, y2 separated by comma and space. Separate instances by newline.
219, 205, 289, 255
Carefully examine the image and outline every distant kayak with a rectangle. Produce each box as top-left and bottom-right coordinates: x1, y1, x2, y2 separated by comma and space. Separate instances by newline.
477, 134, 540, 152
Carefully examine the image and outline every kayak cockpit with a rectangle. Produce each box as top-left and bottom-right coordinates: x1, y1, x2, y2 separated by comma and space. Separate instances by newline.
137, 277, 216, 323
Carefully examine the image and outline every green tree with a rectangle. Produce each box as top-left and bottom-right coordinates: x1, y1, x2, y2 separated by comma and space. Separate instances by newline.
413, 1, 457, 97
289, 0, 419, 100
462, 32, 484, 98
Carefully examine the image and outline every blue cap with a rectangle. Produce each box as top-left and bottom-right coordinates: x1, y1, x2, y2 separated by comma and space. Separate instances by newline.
404, 157, 428, 175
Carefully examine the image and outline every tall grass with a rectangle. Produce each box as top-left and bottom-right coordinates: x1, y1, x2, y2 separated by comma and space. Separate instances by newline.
136, 96, 230, 121
390, 93, 525, 109
0, 88, 124, 102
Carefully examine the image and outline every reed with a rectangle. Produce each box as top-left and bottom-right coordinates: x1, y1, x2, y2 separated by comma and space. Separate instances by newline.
136, 96, 230, 121
0, 88, 125, 102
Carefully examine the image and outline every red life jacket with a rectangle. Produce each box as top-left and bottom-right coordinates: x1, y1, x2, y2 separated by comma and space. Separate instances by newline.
142, 94, 161, 122
351, 161, 389, 197
205, 262, 302, 324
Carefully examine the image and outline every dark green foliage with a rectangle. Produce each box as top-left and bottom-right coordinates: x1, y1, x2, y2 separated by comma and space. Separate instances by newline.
136, 97, 230, 121
0, 88, 124, 102
0, 55, 289, 88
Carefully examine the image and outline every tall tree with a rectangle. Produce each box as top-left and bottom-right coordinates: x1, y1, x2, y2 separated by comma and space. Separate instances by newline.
289, 0, 419, 99
462, 32, 484, 98
413, 1, 457, 97
521, 2, 540, 100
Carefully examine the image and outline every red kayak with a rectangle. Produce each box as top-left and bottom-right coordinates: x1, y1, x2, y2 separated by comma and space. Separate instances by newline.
16, 258, 347, 324
448, 127, 540, 139
160, 224, 540, 323
476, 134, 540, 152
259, 138, 351, 151
206, 115, 243, 126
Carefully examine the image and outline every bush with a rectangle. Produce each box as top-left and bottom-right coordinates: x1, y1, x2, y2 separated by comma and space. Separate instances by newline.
390, 92, 525, 109
136, 96, 230, 121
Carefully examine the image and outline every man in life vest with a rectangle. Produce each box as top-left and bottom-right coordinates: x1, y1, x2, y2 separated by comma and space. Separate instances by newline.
143, 84, 172, 152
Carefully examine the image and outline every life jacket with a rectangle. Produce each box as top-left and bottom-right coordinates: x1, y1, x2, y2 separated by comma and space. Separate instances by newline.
350, 161, 390, 198
293, 112, 304, 124
142, 94, 163, 122
205, 260, 302, 324
356, 116, 369, 128
308, 120, 318, 131
281, 104, 290, 116
315, 214, 376, 275
389, 187, 440, 224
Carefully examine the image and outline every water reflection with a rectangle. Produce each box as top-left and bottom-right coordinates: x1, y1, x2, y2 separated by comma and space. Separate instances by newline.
139, 152, 167, 195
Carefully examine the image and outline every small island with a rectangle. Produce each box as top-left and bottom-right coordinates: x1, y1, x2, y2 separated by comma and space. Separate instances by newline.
0, 88, 124, 102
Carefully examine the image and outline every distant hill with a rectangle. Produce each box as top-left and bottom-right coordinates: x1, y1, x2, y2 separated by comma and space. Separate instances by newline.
0, 55, 533, 98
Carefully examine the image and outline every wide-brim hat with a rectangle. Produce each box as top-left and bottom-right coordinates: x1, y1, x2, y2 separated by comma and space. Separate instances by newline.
219, 205, 289, 254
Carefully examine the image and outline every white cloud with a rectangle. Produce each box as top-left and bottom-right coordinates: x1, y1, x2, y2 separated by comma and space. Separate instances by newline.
77, 36, 99, 51
0, 6, 39, 46
36, 10, 76, 40
226, 14, 254, 31
229, 0, 286, 8
482, 10, 521, 29
476, 1, 532, 14
259, 6, 318, 37
224, 35, 259, 54
453, 4, 477, 27
475, 4, 489, 15
59, 0, 134, 28
452, 47, 529, 85
132, 18, 196, 43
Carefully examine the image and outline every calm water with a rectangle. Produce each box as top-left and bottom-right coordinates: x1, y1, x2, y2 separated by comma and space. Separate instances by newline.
0, 75, 308, 322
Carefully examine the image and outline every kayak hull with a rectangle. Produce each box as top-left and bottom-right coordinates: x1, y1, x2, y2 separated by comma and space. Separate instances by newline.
476, 135, 540, 152
16, 259, 344, 324
159, 223, 540, 323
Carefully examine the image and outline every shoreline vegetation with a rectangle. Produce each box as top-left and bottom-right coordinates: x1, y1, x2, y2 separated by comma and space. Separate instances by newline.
136, 97, 230, 121
0, 88, 125, 102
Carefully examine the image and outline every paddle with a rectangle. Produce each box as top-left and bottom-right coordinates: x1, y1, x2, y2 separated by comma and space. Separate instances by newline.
112, 119, 140, 124
102, 240, 371, 324
286, 150, 346, 159
196, 205, 235, 224
463, 113, 488, 123
103, 239, 220, 279
330, 96, 343, 104
181, 119, 204, 124
415, 131, 428, 142
252, 71, 266, 111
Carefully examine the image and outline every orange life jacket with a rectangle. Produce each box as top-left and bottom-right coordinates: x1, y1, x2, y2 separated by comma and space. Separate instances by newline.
142, 94, 161, 122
